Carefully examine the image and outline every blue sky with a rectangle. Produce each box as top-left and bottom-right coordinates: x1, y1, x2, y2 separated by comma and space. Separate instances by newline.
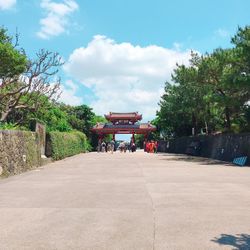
1, 0, 250, 128
2, 0, 249, 54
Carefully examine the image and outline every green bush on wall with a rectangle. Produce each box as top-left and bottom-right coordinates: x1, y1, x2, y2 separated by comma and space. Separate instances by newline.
47, 131, 90, 160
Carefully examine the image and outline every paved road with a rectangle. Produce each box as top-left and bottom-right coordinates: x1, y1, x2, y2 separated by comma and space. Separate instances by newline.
0, 151, 250, 250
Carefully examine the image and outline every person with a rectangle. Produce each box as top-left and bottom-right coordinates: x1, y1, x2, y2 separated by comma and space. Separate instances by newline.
101, 141, 106, 152
110, 139, 115, 154
131, 142, 136, 152
128, 141, 131, 152
118, 142, 124, 152
154, 141, 158, 153
149, 141, 155, 153
107, 142, 111, 152
123, 141, 127, 153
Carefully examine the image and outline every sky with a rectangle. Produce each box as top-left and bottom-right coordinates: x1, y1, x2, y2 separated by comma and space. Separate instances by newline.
1, 0, 250, 126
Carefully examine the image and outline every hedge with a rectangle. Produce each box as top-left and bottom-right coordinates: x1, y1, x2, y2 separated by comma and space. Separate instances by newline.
46, 131, 90, 160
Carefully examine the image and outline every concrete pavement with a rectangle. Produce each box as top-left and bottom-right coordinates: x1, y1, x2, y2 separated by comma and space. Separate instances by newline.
0, 151, 250, 250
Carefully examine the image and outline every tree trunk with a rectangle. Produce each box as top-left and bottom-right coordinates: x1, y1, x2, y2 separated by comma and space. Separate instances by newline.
0, 110, 10, 122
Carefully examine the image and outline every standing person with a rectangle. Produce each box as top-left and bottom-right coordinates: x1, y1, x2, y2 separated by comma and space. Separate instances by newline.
107, 142, 111, 152
101, 141, 106, 152
154, 141, 158, 153
150, 141, 155, 153
110, 139, 115, 154
128, 141, 131, 152
123, 141, 127, 153
119, 142, 124, 152
131, 142, 136, 152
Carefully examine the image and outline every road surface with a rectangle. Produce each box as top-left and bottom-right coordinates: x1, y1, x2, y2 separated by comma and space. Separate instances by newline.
0, 151, 250, 249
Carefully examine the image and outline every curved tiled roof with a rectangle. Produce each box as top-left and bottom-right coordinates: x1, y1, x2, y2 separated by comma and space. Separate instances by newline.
92, 122, 156, 134
105, 112, 142, 121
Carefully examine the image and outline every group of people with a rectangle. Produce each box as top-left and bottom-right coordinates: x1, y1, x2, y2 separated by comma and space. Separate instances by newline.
98, 139, 115, 153
118, 141, 136, 153
98, 139, 158, 154
97, 139, 137, 153
144, 140, 158, 153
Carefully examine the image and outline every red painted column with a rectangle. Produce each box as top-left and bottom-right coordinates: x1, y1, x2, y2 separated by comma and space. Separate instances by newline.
112, 134, 115, 140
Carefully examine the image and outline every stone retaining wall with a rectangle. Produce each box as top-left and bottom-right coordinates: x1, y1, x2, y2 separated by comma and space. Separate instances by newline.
0, 130, 41, 177
158, 133, 250, 165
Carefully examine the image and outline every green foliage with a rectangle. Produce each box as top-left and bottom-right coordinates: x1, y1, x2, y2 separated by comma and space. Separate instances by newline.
48, 131, 90, 160
60, 104, 96, 136
6, 94, 104, 151
0, 122, 18, 130
157, 26, 250, 137
134, 134, 144, 148
0, 28, 61, 123
0, 27, 27, 79
6, 96, 72, 132
39, 106, 72, 132
0, 122, 27, 131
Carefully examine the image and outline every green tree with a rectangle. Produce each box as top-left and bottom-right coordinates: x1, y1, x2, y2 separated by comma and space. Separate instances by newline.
157, 59, 214, 137
0, 28, 27, 79
60, 104, 95, 137
0, 28, 62, 122
157, 26, 250, 137
6, 95, 72, 132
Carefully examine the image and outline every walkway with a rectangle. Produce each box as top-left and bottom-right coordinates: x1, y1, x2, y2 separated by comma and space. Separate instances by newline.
0, 151, 250, 249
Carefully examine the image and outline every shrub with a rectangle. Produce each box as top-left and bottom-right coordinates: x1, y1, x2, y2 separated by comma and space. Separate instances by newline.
46, 131, 90, 160
0, 122, 27, 131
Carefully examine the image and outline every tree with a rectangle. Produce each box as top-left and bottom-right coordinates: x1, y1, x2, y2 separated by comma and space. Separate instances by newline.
0, 28, 62, 122
157, 58, 214, 137
156, 26, 250, 137
60, 104, 96, 137
6, 95, 72, 132
0, 28, 27, 79
231, 26, 250, 115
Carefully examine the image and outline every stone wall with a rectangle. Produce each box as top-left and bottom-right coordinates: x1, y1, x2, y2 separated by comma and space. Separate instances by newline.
158, 133, 250, 165
0, 130, 41, 177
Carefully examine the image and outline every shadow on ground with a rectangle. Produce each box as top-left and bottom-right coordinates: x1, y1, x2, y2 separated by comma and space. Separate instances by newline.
157, 153, 233, 166
212, 234, 250, 250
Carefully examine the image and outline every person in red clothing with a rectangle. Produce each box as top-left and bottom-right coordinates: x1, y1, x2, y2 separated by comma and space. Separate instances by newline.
149, 141, 155, 153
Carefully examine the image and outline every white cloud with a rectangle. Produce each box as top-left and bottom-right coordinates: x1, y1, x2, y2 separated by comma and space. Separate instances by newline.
0, 0, 16, 10
64, 36, 192, 120
37, 0, 78, 39
59, 80, 83, 106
